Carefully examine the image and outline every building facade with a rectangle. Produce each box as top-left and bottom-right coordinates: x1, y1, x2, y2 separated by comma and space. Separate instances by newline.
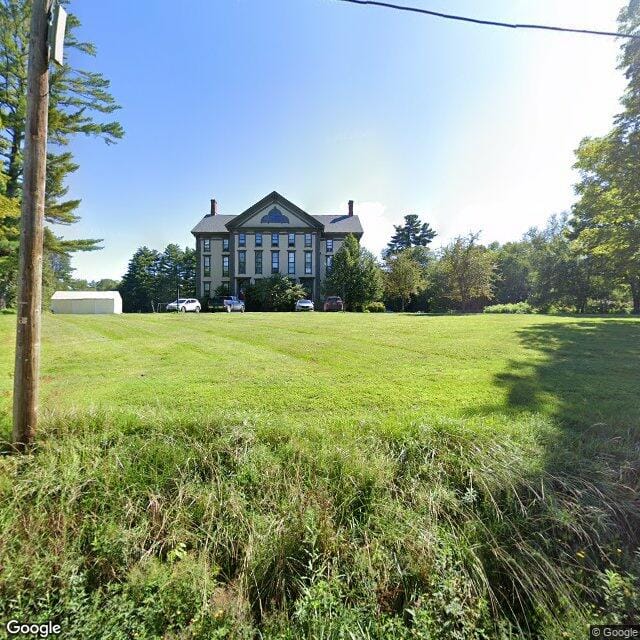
191, 191, 364, 304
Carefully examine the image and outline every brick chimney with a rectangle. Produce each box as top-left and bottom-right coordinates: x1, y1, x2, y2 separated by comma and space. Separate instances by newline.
210, 199, 218, 216
348, 200, 354, 217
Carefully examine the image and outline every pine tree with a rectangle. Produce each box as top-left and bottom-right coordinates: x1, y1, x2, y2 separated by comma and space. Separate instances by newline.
386, 214, 437, 255
119, 248, 160, 313
0, 0, 124, 302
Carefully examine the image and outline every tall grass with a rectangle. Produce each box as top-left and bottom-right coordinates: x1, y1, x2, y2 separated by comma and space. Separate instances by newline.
1, 409, 637, 639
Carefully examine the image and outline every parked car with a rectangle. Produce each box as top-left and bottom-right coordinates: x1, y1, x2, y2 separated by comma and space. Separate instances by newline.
208, 296, 228, 312
323, 296, 344, 312
167, 298, 201, 313
225, 296, 245, 313
210, 296, 245, 313
295, 299, 314, 312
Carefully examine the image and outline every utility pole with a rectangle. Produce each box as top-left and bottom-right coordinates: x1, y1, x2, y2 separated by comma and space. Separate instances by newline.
12, 0, 53, 450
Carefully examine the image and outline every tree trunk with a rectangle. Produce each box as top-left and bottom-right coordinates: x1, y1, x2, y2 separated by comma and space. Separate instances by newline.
630, 276, 640, 315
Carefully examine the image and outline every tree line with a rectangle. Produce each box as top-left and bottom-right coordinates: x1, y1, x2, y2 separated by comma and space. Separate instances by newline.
118, 245, 196, 313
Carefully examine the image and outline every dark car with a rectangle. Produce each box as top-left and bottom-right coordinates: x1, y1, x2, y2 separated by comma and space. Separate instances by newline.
323, 296, 344, 312
209, 296, 228, 312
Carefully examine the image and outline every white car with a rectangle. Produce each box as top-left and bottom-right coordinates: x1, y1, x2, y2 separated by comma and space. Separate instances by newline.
167, 298, 201, 313
295, 299, 314, 312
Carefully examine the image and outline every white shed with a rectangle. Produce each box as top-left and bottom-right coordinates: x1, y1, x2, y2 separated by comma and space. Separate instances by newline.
51, 291, 122, 315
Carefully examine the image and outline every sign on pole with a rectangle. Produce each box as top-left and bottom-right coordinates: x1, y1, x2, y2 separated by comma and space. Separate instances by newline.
48, 2, 67, 66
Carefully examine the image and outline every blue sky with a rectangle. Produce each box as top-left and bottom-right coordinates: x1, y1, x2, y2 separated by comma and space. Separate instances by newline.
60, 0, 627, 280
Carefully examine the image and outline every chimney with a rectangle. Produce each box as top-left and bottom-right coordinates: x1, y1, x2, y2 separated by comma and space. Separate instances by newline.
210, 199, 218, 216
348, 200, 354, 217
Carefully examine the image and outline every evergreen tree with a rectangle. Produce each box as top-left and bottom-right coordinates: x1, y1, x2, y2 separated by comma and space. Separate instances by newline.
118, 245, 196, 312
0, 0, 124, 302
325, 235, 383, 310
386, 214, 437, 255
119, 247, 160, 313
156, 244, 196, 303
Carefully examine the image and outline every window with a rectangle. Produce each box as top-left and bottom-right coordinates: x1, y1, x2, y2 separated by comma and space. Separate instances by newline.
326, 239, 333, 253
223, 238, 229, 252
203, 238, 211, 252
271, 232, 279, 247
238, 233, 246, 248
271, 251, 280, 274
305, 251, 312, 275
238, 250, 246, 274
255, 250, 263, 274
304, 233, 312, 248
203, 255, 211, 277
255, 232, 262, 247
325, 255, 333, 274
288, 232, 296, 247
288, 251, 296, 275
204, 282, 210, 296
222, 255, 229, 277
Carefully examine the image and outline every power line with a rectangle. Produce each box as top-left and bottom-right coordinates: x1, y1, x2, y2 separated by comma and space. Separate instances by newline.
335, 0, 640, 40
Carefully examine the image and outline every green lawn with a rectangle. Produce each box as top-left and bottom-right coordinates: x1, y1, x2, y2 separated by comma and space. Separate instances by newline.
0, 313, 638, 639
2, 312, 638, 435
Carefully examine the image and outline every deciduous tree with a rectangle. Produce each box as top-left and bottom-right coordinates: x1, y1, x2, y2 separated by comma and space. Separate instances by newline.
384, 250, 426, 311
325, 234, 383, 311
440, 233, 495, 311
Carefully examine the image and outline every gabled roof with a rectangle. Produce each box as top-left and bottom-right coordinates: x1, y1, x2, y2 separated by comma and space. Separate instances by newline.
191, 192, 364, 236
226, 191, 323, 230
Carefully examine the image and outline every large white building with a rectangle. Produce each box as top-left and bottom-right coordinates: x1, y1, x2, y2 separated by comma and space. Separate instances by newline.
191, 191, 364, 304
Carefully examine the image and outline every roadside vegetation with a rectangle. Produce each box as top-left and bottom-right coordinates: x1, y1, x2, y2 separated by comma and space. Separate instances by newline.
1, 313, 638, 638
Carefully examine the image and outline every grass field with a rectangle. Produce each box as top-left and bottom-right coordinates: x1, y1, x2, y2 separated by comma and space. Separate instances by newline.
0, 313, 639, 638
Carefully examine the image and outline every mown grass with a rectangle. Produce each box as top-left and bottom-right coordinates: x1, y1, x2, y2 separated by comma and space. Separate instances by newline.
0, 313, 638, 638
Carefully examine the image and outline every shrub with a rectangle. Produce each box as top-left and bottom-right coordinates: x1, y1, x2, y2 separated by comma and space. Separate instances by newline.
483, 302, 534, 314
243, 275, 306, 312
366, 302, 386, 313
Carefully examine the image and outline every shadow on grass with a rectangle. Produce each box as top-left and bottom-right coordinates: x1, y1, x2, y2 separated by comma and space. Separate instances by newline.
496, 319, 640, 427
493, 319, 640, 542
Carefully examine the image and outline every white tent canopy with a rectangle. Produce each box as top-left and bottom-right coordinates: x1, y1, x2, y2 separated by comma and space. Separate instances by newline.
51, 291, 122, 315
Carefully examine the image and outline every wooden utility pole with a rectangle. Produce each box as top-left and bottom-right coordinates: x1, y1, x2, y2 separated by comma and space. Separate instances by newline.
12, 0, 52, 450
